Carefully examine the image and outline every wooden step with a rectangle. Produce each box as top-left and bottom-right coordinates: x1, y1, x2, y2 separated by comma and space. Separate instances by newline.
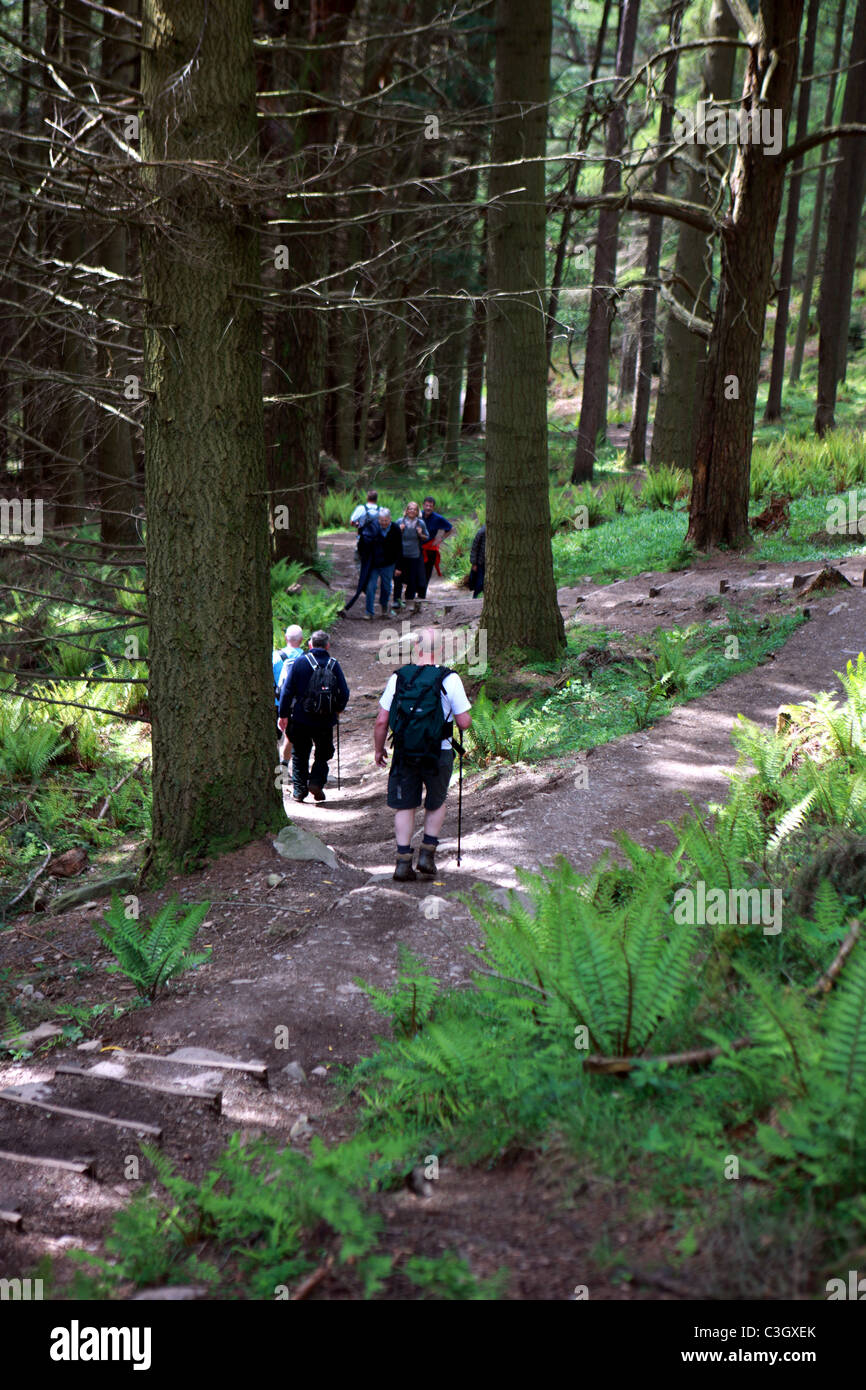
108, 1048, 268, 1085
0, 1148, 94, 1178
0, 1090, 162, 1139
53, 1064, 222, 1115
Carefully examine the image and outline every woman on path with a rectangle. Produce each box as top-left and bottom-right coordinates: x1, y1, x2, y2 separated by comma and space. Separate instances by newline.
392, 501, 429, 614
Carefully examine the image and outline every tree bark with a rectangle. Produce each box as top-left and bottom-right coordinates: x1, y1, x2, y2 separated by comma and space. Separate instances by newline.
625, 0, 683, 466
141, 0, 278, 869
484, 0, 564, 659
790, 0, 847, 384
650, 0, 739, 471
51, 0, 91, 529
687, 0, 805, 550
384, 314, 410, 463
98, 0, 140, 551
263, 0, 356, 564
815, 0, 866, 435
571, 0, 641, 483
461, 293, 486, 433
763, 0, 819, 421
545, 0, 614, 364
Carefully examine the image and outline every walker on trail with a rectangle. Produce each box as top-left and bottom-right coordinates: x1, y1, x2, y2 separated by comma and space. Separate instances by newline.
278, 630, 349, 803
373, 628, 472, 881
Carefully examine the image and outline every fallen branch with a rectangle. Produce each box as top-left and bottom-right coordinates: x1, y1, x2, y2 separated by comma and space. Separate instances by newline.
0, 800, 30, 834
11, 926, 78, 962
810, 920, 861, 996
95, 757, 150, 821
291, 1256, 333, 1301
583, 1037, 752, 1075
2, 840, 51, 917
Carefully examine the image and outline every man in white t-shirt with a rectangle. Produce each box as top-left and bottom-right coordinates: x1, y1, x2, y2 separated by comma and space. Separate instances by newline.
374, 628, 472, 881
349, 490, 380, 529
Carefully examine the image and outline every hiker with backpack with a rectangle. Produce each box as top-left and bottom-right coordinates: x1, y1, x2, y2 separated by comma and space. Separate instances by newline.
342, 506, 402, 618
349, 489, 380, 530
278, 629, 349, 802
373, 627, 472, 881
273, 625, 304, 766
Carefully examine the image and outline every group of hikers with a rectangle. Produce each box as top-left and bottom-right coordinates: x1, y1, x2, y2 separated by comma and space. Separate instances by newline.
272, 624, 472, 881
347, 492, 454, 619
345, 491, 486, 615
268, 486, 486, 878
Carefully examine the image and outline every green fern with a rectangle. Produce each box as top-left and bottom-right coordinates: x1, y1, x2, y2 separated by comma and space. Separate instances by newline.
0, 711, 67, 780
355, 946, 440, 1038
464, 688, 530, 765
95, 895, 211, 1002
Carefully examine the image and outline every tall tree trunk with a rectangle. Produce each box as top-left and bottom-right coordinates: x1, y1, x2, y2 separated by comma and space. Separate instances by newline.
98, 0, 140, 551
650, 0, 739, 470
461, 293, 486, 433
52, 0, 91, 528
384, 315, 410, 463
763, 0, 819, 421
790, 0, 847, 384
265, 0, 356, 564
141, 0, 277, 870
484, 0, 564, 659
545, 0, 614, 362
21, 0, 55, 499
625, 0, 683, 466
815, 0, 866, 435
571, 0, 641, 483
617, 310, 638, 408
687, 0, 805, 549
3, 0, 31, 482
441, 306, 467, 469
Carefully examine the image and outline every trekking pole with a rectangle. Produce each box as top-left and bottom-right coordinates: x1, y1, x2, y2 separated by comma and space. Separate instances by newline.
456, 733, 464, 866
336, 716, 341, 791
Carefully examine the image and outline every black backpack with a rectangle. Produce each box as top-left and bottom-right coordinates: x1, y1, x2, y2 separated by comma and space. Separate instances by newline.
301, 653, 341, 717
357, 511, 381, 553
388, 664, 452, 765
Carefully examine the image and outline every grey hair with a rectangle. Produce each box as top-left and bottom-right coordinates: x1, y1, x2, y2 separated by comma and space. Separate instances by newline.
311, 629, 330, 648
285, 624, 303, 645
379, 507, 391, 518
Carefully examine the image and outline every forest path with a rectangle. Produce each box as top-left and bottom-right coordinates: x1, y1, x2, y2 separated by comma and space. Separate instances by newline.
300, 534, 866, 889
4, 537, 866, 1296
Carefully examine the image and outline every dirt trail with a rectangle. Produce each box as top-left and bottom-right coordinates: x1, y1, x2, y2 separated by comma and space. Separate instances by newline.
3, 534, 865, 1295
303, 537, 866, 885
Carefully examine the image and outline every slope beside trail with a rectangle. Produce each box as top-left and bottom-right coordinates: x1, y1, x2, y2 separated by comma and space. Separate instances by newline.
2, 536, 865, 1296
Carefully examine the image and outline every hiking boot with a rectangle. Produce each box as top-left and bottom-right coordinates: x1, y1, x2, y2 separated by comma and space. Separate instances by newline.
393, 851, 417, 882
362, 612, 373, 622
417, 844, 437, 877
293, 792, 307, 802
308, 784, 326, 802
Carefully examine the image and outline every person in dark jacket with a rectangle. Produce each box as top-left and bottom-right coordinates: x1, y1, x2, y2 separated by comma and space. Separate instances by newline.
362, 508, 402, 621
469, 523, 485, 597
278, 630, 350, 801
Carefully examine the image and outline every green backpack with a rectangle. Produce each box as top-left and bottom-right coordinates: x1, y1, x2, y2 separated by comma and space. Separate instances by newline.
388, 664, 452, 765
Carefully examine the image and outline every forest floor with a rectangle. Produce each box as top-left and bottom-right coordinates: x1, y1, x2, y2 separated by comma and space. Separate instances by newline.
3, 534, 866, 1299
